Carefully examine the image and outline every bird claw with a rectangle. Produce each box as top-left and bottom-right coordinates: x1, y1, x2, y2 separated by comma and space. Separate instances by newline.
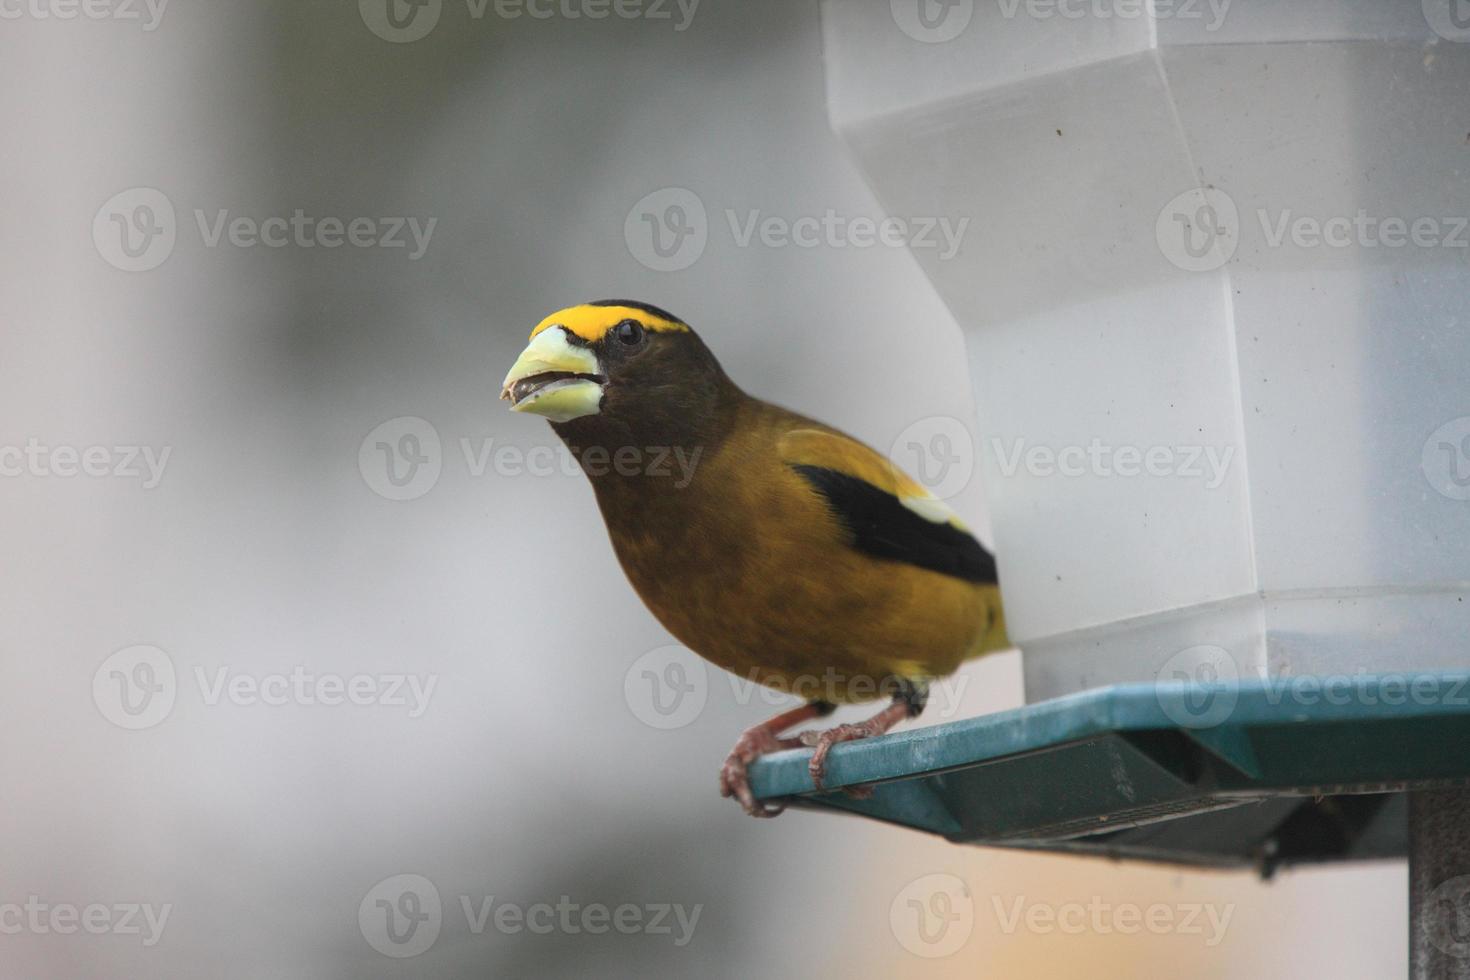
718, 727, 790, 818
718, 701, 892, 817
719, 753, 786, 818
805, 721, 883, 791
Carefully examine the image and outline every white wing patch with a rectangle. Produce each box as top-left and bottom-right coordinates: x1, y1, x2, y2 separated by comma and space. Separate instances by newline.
897, 489, 966, 529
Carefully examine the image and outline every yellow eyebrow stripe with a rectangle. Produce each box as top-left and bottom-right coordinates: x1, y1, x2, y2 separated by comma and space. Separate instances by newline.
530, 304, 690, 343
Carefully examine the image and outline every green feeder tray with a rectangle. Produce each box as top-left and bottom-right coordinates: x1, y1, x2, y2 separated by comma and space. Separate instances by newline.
748, 672, 1470, 875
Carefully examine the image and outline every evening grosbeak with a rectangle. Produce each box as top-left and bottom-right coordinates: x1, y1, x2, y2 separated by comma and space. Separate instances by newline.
501, 301, 1008, 817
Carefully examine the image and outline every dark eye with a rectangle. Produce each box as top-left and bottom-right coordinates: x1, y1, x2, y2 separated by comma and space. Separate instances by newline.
614, 319, 645, 347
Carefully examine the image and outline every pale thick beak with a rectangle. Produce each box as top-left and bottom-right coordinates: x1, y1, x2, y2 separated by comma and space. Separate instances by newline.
500, 326, 605, 423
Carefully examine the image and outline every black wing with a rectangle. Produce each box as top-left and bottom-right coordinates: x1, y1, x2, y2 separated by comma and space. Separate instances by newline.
791, 464, 998, 585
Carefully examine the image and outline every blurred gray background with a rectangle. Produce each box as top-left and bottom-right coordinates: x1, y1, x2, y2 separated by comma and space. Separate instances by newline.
0, 1, 1402, 977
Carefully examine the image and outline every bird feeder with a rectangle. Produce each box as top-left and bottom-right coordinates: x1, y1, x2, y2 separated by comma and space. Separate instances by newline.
750, 4, 1470, 975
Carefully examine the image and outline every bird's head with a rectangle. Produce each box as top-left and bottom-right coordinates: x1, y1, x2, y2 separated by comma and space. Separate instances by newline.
500, 300, 732, 439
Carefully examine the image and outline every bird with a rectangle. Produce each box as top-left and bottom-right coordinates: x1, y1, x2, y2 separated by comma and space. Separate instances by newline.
500, 300, 1008, 817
